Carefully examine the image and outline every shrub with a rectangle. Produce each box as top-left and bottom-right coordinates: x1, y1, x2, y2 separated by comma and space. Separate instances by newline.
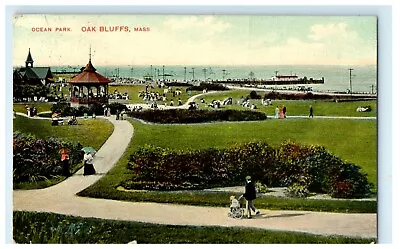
328, 163, 373, 199
122, 141, 372, 199
129, 109, 267, 124
285, 183, 311, 198
108, 103, 128, 115
123, 142, 275, 191
187, 83, 228, 91
164, 82, 193, 87
51, 103, 120, 117
255, 181, 268, 193
248, 90, 261, 99
13, 132, 83, 183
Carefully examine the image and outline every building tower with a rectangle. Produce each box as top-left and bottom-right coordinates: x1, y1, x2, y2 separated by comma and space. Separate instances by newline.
25, 48, 34, 68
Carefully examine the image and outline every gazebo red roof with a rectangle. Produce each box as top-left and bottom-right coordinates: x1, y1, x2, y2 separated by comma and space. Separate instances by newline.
69, 60, 111, 84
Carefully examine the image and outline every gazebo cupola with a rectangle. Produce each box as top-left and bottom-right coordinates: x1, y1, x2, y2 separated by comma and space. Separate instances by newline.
69, 49, 111, 107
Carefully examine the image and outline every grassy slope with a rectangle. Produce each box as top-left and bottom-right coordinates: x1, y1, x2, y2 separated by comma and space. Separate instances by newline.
13, 103, 53, 114
13, 115, 114, 150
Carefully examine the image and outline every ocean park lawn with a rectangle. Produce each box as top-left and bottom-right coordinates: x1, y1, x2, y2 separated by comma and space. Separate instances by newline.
13, 87, 377, 243
14, 87, 377, 203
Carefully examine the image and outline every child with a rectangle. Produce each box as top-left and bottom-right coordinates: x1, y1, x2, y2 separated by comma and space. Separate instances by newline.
230, 195, 241, 212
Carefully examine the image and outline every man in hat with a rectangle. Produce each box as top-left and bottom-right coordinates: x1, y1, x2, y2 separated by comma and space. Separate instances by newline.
243, 176, 260, 219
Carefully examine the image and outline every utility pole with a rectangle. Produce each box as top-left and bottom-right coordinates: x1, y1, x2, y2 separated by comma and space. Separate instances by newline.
163, 65, 165, 83
202, 68, 207, 81
191, 67, 195, 80
184, 67, 187, 81
371, 84, 374, 94
349, 68, 354, 95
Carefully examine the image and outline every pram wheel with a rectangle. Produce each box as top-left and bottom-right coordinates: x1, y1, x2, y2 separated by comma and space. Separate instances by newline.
230, 207, 244, 219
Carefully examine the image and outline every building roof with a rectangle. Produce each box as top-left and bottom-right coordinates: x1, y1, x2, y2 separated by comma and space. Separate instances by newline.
69, 60, 111, 84
17, 67, 53, 80
31, 67, 53, 79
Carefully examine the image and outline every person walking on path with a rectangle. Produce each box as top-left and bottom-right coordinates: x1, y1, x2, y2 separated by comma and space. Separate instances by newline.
283, 105, 287, 118
309, 105, 314, 118
274, 106, 279, 119
83, 151, 96, 176
116, 109, 120, 120
242, 176, 260, 219
278, 106, 284, 119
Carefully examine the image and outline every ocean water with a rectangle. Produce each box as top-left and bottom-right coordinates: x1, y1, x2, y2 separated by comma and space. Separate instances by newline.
52, 65, 377, 93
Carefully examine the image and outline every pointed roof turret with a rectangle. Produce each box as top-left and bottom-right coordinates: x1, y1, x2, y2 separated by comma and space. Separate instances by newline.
25, 48, 34, 68
69, 47, 111, 84
82, 45, 96, 72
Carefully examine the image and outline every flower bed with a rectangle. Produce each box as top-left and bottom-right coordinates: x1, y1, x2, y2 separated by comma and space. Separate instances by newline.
129, 109, 267, 123
122, 141, 373, 198
13, 132, 83, 183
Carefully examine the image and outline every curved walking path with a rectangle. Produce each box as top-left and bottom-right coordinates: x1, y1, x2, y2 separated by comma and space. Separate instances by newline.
13, 106, 377, 240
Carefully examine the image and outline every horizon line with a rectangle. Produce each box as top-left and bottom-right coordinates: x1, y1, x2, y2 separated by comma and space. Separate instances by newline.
12, 63, 378, 68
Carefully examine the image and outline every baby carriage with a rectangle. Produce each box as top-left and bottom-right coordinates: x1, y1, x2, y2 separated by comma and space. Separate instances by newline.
228, 195, 245, 219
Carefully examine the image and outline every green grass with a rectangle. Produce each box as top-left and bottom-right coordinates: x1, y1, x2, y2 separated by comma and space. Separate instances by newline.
13, 211, 376, 243
110, 85, 202, 104
196, 90, 377, 117
13, 103, 53, 114
13, 115, 114, 149
78, 118, 376, 213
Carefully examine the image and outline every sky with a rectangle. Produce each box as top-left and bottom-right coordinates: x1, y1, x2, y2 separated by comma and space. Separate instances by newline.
12, 15, 377, 67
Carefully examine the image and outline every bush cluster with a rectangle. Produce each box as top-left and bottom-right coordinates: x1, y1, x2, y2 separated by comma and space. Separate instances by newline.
13, 84, 49, 100
50, 102, 128, 117
187, 82, 229, 91
263, 91, 341, 100
13, 132, 83, 183
123, 141, 373, 198
129, 109, 267, 123
249, 90, 262, 99
164, 82, 193, 87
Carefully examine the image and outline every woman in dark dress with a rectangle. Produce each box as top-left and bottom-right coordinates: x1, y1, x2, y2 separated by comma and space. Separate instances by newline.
83, 152, 96, 175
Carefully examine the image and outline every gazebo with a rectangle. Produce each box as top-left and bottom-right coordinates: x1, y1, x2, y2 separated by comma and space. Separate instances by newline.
69, 55, 111, 107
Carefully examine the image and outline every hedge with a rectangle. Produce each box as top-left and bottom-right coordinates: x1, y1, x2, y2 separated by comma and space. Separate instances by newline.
129, 109, 267, 123
123, 141, 373, 199
13, 132, 83, 183
51, 102, 128, 117
187, 82, 229, 91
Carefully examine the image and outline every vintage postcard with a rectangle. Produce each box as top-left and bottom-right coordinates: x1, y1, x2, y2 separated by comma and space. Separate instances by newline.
11, 13, 378, 244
